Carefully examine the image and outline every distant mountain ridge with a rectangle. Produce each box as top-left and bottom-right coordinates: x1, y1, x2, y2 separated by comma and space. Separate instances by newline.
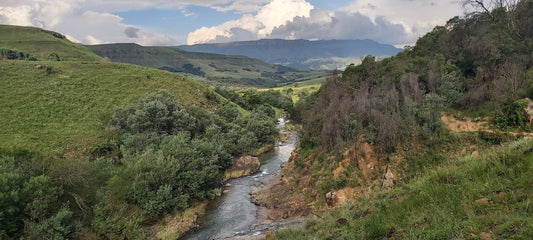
88, 43, 326, 88
176, 39, 402, 69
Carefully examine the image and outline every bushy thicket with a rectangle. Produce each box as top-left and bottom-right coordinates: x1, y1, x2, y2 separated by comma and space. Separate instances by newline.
298, 0, 533, 153
0, 154, 75, 239
89, 90, 279, 238
0, 90, 279, 239
215, 87, 295, 118
0, 49, 37, 61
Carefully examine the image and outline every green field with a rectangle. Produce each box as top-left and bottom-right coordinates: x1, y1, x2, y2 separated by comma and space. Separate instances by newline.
259, 76, 327, 102
0, 60, 210, 154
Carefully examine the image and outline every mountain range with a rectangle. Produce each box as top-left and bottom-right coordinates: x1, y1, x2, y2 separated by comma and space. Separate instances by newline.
176, 39, 402, 69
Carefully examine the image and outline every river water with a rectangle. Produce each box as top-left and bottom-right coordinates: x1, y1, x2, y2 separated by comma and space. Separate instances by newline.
183, 118, 297, 240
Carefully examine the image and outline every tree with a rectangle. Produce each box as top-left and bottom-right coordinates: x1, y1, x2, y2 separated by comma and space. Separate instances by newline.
22, 175, 63, 220
0, 172, 23, 237
463, 0, 519, 19
24, 207, 74, 240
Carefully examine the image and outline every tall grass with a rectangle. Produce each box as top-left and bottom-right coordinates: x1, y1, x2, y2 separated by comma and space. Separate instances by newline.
274, 139, 533, 239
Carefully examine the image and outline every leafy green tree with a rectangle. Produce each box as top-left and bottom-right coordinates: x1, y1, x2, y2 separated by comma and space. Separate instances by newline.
127, 133, 222, 216
216, 103, 241, 123
22, 175, 63, 220
244, 112, 278, 144
23, 207, 74, 240
111, 90, 196, 136
494, 99, 529, 130
437, 71, 464, 105
48, 52, 61, 61
0, 172, 23, 238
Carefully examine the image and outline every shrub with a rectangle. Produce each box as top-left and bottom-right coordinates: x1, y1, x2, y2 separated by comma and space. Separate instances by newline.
494, 99, 529, 131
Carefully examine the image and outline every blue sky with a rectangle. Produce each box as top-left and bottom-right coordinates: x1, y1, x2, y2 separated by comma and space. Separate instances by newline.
116, 0, 348, 43
0, 0, 463, 46
116, 7, 243, 43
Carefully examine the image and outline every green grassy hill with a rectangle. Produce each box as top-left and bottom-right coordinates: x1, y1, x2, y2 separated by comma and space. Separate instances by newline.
0, 26, 213, 154
87, 43, 327, 88
0, 25, 101, 61
0, 60, 211, 154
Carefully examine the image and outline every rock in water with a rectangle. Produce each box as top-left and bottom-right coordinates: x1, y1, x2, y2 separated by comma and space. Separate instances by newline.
226, 155, 261, 179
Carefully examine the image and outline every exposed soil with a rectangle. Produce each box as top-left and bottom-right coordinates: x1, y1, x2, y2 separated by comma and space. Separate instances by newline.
440, 114, 495, 132
251, 151, 311, 223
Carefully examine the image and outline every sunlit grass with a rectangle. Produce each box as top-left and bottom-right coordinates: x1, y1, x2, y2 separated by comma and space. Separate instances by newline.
273, 139, 533, 239
0, 60, 209, 154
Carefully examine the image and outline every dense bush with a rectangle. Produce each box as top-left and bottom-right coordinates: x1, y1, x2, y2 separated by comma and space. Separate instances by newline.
214, 87, 295, 117
0, 156, 73, 239
494, 99, 530, 131
90, 90, 279, 237
0, 49, 37, 61
295, 0, 533, 153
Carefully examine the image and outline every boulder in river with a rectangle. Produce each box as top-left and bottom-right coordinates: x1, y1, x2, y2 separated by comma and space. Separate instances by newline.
225, 155, 261, 180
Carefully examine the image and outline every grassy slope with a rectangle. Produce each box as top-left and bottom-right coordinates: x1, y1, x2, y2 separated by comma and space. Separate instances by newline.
0, 26, 212, 154
0, 25, 101, 61
275, 138, 533, 239
87, 43, 327, 87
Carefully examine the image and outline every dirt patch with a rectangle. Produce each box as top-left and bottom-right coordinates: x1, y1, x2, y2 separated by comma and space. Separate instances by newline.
441, 114, 494, 132
441, 114, 533, 138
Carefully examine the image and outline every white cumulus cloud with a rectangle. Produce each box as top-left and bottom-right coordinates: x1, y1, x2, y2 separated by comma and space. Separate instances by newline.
0, 0, 180, 46
345, 0, 462, 45
187, 0, 463, 46
187, 0, 314, 44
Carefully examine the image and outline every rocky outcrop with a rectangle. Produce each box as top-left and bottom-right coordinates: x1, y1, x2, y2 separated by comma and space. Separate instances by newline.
251, 173, 310, 222
225, 155, 261, 180
382, 170, 394, 190
325, 191, 339, 207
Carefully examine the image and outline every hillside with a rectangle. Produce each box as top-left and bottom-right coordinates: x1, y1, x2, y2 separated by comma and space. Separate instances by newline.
255, 1, 533, 239
176, 39, 402, 69
0, 25, 101, 61
274, 138, 533, 239
0, 60, 211, 153
0, 24, 299, 240
88, 43, 327, 88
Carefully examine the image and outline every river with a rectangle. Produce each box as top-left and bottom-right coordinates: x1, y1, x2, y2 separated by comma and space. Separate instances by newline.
183, 118, 297, 240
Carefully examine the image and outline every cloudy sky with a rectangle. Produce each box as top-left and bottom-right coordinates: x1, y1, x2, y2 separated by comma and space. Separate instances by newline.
0, 0, 464, 47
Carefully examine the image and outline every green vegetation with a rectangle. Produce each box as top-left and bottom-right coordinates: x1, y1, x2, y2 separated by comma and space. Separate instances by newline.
274, 139, 533, 239
0, 25, 101, 61
0, 60, 209, 153
88, 43, 327, 88
273, 1, 533, 239
0, 49, 37, 61
0, 25, 285, 239
214, 87, 295, 118
260, 76, 326, 102
298, 0, 533, 153
89, 91, 279, 239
